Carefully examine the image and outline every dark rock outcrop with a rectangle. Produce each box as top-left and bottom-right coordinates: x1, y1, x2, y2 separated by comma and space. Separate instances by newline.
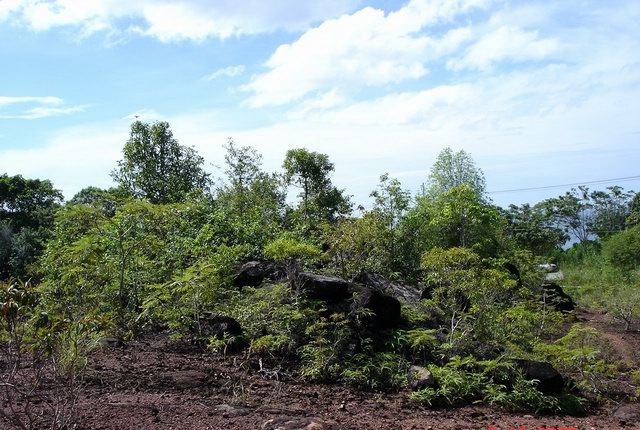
197, 313, 242, 339
351, 286, 402, 329
542, 283, 575, 312
352, 271, 423, 304
298, 272, 351, 303
503, 262, 523, 288
233, 261, 284, 288
514, 359, 564, 394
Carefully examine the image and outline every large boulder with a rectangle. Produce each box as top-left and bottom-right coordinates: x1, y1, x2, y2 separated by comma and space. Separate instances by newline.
233, 261, 284, 288
298, 272, 351, 303
353, 271, 423, 304
351, 286, 402, 329
542, 283, 575, 312
514, 359, 564, 394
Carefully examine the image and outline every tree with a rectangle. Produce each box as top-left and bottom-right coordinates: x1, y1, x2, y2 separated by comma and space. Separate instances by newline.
213, 141, 286, 256
627, 191, 640, 228
426, 185, 503, 255
283, 148, 351, 226
501, 203, 567, 256
589, 186, 634, 239
423, 148, 486, 199
538, 187, 593, 245
370, 173, 411, 230
602, 225, 640, 272
368, 173, 411, 275
539, 186, 634, 245
111, 121, 210, 204
0, 174, 63, 280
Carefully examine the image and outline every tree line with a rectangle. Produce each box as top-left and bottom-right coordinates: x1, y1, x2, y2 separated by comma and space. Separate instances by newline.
1, 120, 639, 425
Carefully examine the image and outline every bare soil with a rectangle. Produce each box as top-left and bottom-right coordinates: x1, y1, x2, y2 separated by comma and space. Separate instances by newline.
2, 307, 639, 430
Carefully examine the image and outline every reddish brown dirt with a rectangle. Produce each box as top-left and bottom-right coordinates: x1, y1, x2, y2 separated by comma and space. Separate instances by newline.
2, 308, 639, 430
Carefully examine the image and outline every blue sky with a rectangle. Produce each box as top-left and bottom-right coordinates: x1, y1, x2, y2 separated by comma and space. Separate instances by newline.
1, 0, 639, 208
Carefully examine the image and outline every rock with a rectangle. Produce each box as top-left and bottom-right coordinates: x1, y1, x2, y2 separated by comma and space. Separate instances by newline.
198, 313, 242, 339
351, 286, 401, 329
213, 403, 250, 417
353, 271, 423, 304
261, 417, 336, 430
234, 261, 284, 288
613, 403, 640, 425
503, 262, 523, 288
542, 283, 575, 312
157, 370, 208, 389
99, 337, 124, 348
298, 272, 351, 302
514, 359, 564, 394
407, 365, 436, 391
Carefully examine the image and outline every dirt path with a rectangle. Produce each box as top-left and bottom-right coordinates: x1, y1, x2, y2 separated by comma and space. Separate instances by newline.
578, 308, 640, 367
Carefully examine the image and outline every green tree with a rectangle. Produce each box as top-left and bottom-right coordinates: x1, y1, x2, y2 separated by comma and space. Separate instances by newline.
602, 225, 640, 272
368, 173, 411, 275
501, 203, 567, 256
370, 173, 411, 230
421, 185, 503, 256
0, 174, 63, 280
111, 121, 210, 204
423, 148, 486, 199
421, 247, 518, 353
39, 199, 210, 332
538, 187, 593, 244
589, 186, 634, 239
283, 148, 351, 226
627, 191, 640, 227
221, 139, 263, 215
328, 213, 389, 278
211, 141, 285, 256
538, 186, 633, 245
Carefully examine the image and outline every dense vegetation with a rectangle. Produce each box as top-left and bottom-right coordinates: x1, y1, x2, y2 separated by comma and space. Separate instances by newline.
2, 121, 639, 427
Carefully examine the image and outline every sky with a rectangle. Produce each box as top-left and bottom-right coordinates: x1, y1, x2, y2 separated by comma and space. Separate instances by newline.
1, 0, 639, 209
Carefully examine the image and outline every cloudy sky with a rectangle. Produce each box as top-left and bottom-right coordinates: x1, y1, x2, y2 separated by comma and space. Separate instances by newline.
1, 0, 639, 208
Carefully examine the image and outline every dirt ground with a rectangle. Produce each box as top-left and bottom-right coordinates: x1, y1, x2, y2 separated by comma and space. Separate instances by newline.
3, 307, 640, 430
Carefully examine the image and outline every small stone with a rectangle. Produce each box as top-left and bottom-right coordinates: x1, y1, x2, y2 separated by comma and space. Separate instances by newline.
407, 365, 436, 391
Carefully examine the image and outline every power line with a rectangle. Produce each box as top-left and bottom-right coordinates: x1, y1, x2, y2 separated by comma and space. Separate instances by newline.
488, 175, 640, 194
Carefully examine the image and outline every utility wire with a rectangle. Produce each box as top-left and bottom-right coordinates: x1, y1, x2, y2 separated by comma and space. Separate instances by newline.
488, 175, 640, 194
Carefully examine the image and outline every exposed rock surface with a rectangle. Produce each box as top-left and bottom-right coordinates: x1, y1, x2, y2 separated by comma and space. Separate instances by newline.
298, 272, 351, 302
234, 261, 284, 288
353, 271, 423, 304
350, 286, 401, 329
514, 359, 564, 394
542, 283, 575, 312
198, 313, 242, 339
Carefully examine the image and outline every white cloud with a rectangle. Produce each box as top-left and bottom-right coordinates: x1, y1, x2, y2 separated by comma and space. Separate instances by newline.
448, 26, 559, 71
204, 65, 245, 81
0, 96, 87, 119
1, 0, 361, 41
0, 96, 63, 106
242, 0, 491, 107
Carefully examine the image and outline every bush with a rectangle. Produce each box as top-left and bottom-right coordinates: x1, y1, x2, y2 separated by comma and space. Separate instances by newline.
603, 225, 640, 272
